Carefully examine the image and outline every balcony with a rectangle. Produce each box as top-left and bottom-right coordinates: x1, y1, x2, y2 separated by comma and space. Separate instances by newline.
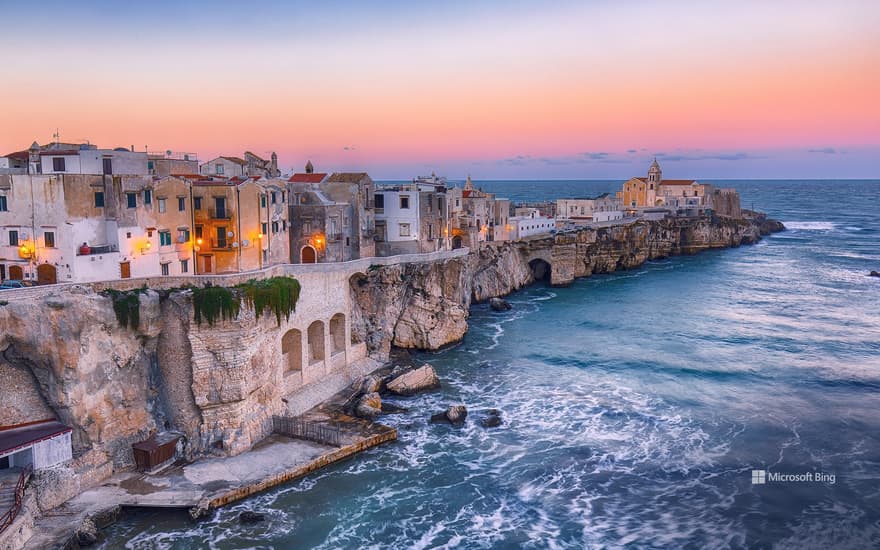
211, 239, 234, 250
328, 233, 343, 242
208, 208, 231, 220
77, 244, 118, 256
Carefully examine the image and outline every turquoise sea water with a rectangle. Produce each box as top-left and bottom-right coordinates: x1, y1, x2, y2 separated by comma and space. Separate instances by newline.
103, 180, 880, 549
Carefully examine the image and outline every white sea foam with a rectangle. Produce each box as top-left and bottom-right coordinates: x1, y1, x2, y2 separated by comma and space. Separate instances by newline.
783, 221, 837, 230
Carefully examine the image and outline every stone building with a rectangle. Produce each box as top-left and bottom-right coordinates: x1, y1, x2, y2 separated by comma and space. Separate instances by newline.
556, 194, 623, 226
200, 151, 280, 178
188, 175, 289, 274
288, 171, 376, 263
147, 151, 199, 177
617, 160, 741, 219
444, 176, 512, 248
374, 176, 448, 255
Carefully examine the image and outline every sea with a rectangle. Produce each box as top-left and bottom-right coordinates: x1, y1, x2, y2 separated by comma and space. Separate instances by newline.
102, 180, 880, 549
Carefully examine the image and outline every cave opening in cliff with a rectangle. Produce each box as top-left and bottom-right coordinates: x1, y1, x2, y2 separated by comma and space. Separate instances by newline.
529, 259, 552, 282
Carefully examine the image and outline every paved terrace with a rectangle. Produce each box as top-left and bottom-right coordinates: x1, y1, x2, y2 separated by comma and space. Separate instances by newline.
24, 411, 396, 550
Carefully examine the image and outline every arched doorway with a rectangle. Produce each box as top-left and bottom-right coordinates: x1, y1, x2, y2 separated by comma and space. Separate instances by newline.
8, 265, 23, 280
307, 320, 325, 363
301, 245, 317, 264
281, 329, 302, 372
329, 313, 346, 355
37, 264, 57, 285
528, 259, 551, 282
452, 236, 463, 250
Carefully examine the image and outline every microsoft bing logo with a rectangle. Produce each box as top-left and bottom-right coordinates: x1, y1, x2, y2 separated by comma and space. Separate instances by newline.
751, 470, 766, 484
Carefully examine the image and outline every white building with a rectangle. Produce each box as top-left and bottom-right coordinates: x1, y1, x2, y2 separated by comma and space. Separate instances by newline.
556, 193, 623, 225
374, 179, 448, 255
39, 145, 149, 176
0, 420, 72, 470
510, 208, 555, 239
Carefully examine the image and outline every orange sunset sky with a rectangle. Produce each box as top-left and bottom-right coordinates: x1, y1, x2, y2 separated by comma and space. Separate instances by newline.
1, 0, 878, 178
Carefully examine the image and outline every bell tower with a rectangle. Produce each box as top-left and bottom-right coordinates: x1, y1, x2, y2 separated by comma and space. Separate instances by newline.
647, 158, 662, 205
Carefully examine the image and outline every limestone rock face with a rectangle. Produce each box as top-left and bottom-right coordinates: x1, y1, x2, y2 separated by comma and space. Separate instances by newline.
385, 365, 441, 396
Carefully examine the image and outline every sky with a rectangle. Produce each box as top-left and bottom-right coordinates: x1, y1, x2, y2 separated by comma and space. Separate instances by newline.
1, 0, 878, 179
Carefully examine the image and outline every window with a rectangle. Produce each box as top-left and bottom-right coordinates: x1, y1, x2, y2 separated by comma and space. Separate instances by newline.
178, 229, 190, 242
44, 231, 55, 248
399, 223, 411, 237
400, 195, 410, 209
0, 196, 7, 212
52, 157, 65, 172
261, 194, 267, 208
216, 163, 224, 174
272, 221, 279, 234
455, 199, 460, 207
144, 189, 152, 205
126, 193, 137, 208
161, 263, 170, 276
159, 230, 172, 246
261, 222, 268, 236
374, 194, 384, 209
194, 197, 202, 210
157, 198, 166, 213
9, 230, 18, 246
178, 197, 186, 211
438, 197, 442, 211
195, 225, 203, 239
180, 259, 189, 273
102, 158, 112, 175
94, 191, 105, 208
214, 197, 226, 218
216, 226, 227, 248
147, 160, 155, 172
271, 192, 277, 204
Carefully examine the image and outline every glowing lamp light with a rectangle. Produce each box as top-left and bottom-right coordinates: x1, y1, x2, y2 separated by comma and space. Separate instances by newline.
145, 241, 152, 250
196, 238, 203, 245
258, 233, 264, 239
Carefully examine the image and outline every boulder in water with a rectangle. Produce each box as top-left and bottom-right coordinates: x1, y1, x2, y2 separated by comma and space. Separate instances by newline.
357, 374, 384, 394
869, 270, 880, 277
355, 392, 383, 419
431, 405, 468, 425
240, 511, 266, 524
386, 364, 440, 396
75, 518, 100, 547
480, 409, 503, 428
489, 297, 512, 311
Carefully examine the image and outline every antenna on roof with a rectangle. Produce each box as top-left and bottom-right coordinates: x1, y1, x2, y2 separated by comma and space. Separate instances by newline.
52, 128, 60, 143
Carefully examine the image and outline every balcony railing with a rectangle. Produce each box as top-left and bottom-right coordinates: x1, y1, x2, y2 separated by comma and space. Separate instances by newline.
328, 233, 343, 242
211, 239, 233, 250
208, 208, 231, 220
77, 244, 118, 256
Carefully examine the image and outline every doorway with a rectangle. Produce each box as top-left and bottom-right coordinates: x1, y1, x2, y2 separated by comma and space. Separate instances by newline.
37, 264, 57, 285
8, 265, 23, 280
301, 245, 317, 264
120, 261, 131, 279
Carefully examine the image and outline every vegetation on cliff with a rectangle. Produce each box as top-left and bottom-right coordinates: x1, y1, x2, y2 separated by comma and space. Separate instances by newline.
102, 287, 148, 330
192, 277, 300, 326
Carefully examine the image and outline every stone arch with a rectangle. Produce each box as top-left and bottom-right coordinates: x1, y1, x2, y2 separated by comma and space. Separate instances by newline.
307, 320, 325, 363
8, 265, 23, 280
528, 258, 551, 282
281, 329, 302, 372
301, 245, 317, 264
37, 263, 57, 285
329, 313, 346, 354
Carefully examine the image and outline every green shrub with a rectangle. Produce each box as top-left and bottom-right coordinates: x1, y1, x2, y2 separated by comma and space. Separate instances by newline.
192, 285, 240, 326
191, 277, 300, 327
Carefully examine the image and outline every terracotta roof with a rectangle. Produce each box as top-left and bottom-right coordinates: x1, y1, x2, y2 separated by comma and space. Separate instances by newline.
659, 179, 699, 186
288, 173, 328, 183
3, 150, 29, 160
219, 156, 247, 165
0, 420, 71, 455
326, 172, 369, 183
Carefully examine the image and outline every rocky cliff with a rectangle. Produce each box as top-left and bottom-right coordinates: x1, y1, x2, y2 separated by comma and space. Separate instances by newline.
351, 215, 783, 354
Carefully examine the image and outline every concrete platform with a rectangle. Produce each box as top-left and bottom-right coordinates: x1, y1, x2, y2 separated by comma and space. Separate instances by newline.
24, 414, 396, 549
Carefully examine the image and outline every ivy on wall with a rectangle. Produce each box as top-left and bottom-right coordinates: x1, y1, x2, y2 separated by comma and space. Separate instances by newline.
191, 276, 300, 327
102, 287, 147, 330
